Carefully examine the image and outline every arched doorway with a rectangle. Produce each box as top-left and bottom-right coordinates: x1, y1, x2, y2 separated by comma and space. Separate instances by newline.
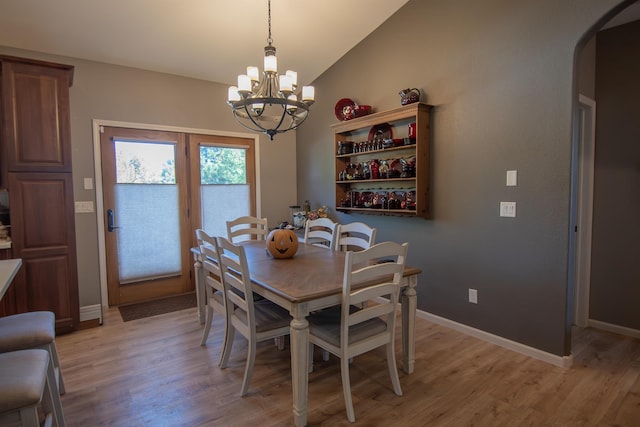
569, 0, 640, 353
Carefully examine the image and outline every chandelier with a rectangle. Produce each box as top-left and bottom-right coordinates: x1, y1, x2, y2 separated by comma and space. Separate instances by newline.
227, 0, 315, 140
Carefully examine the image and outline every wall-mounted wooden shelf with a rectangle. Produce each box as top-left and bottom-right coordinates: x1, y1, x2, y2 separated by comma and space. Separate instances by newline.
332, 102, 432, 219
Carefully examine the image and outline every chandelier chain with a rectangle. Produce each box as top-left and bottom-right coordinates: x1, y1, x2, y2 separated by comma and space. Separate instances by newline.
267, 0, 273, 46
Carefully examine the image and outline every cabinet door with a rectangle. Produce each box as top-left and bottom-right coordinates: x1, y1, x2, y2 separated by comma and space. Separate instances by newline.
1, 60, 73, 172
8, 172, 79, 333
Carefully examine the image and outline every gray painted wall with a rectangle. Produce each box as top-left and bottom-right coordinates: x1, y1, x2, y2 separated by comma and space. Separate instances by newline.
0, 45, 298, 308
590, 21, 640, 329
296, 0, 627, 356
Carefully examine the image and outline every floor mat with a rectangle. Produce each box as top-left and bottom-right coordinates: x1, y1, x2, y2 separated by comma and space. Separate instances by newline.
118, 293, 197, 322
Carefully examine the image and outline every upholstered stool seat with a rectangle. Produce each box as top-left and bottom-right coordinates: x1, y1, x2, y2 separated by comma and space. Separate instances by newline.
0, 312, 65, 394
0, 349, 65, 426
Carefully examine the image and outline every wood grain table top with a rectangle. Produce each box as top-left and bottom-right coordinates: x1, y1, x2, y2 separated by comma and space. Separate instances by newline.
240, 241, 420, 304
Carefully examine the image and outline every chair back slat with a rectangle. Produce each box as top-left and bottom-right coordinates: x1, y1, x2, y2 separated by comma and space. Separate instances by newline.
196, 229, 224, 295
336, 222, 377, 252
304, 217, 339, 250
226, 216, 269, 243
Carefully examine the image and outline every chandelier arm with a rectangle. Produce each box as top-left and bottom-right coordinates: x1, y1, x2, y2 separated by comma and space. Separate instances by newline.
230, 98, 310, 140
243, 101, 265, 119
231, 98, 310, 113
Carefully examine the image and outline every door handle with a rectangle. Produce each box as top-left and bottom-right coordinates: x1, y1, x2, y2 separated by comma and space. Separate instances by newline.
107, 209, 120, 232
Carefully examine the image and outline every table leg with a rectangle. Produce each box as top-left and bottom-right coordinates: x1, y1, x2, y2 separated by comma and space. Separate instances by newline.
290, 312, 309, 427
401, 275, 417, 374
193, 252, 205, 324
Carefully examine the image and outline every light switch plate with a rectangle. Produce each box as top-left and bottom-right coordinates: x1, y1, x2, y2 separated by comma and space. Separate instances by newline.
500, 201, 516, 217
506, 170, 517, 186
469, 288, 478, 304
84, 178, 94, 190
75, 201, 94, 213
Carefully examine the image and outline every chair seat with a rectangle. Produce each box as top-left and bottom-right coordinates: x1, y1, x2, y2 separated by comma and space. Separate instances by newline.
0, 311, 55, 351
308, 306, 386, 346
0, 349, 49, 413
234, 300, 291, 332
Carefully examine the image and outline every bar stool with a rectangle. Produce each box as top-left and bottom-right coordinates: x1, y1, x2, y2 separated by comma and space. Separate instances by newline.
0, 349, 66, 426
0, 312, 65, 394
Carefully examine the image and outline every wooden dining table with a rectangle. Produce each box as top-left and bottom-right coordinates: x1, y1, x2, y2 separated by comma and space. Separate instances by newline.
192, 241, 420, 427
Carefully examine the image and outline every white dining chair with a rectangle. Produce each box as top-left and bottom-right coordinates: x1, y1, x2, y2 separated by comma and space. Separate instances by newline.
216, 236, 292, 396
226, 216, 268, 243
303, 217, 339, 250
307, 241, 408, 422
196, 230, 229, 366
335, 221, 377, 252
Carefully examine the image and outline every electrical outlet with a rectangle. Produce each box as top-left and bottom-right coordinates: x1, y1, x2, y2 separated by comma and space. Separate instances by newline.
468, 288, 478, 304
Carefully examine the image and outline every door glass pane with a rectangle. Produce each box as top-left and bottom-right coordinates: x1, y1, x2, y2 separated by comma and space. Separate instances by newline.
114, 140, 181, 283
116, 141, 176, 184
199, 146, 250, 236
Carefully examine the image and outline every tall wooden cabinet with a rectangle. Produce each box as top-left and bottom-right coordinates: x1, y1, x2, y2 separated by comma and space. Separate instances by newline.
0, 55, 79, 333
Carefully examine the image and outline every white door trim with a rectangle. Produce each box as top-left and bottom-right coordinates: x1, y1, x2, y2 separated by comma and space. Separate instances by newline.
573, 94, 596, 327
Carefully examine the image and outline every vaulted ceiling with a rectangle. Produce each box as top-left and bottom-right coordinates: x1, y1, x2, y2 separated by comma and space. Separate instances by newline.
0, 0, 410, 86
1, 0, 638, 88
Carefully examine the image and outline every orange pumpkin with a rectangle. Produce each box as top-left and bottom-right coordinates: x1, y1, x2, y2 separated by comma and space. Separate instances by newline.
266, 228, 299, 259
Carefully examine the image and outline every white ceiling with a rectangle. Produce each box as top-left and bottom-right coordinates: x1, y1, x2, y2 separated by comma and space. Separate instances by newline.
1, 0, 638, 87
0, 0, 410, 86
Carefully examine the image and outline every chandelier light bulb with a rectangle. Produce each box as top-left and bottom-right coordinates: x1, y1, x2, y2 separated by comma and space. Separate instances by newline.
264, 55, 277, 73
286, 94, 298, 111
228, 86, 241, 102
302, 86, 315, 102
279, 75, 293, 93
286, 70, 297, 87
247, 66, 260, 83
237, 74, 252, 93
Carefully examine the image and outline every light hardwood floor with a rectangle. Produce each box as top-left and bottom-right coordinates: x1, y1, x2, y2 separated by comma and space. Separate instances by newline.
7, 306, 640, 426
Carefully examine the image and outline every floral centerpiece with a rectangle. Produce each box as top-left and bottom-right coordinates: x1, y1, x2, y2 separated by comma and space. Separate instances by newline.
307, 206, 330, 220
292, 205, 330, 228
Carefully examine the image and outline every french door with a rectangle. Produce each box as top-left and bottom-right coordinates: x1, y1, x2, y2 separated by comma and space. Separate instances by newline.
100, 126, 256, 306
100, 127, 191, 305
188, 133, 256, 245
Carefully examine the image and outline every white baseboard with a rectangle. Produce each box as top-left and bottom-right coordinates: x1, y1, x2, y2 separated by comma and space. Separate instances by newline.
417, 310, 574, 368
80, 304, 103, 324
588, 318, 640, 339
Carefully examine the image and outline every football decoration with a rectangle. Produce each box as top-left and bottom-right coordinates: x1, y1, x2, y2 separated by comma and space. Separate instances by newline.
266, 228, 299, 259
